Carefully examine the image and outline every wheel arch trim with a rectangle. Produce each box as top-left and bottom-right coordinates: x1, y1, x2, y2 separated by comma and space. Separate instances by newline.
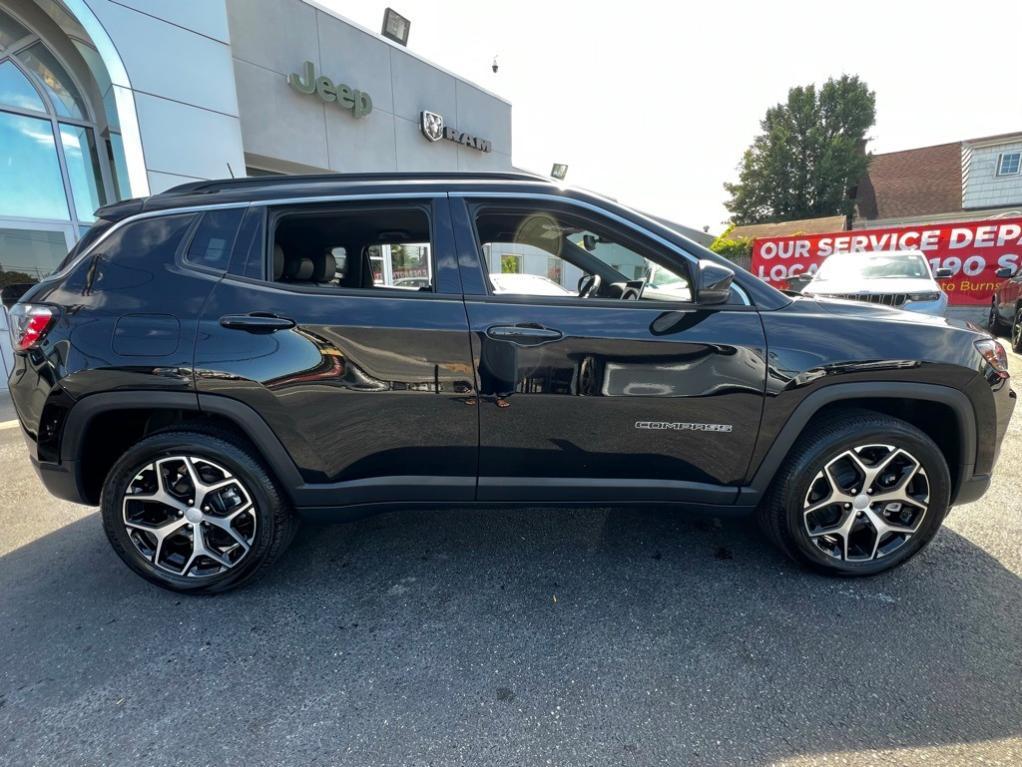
59, 391, 305, 503
742, 382, 977, 505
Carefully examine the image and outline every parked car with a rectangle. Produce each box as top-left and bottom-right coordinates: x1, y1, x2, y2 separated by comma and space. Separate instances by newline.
393, 276, 432, 289
988, 264, 1022, 352
4, 172, 1014, 593
489, 272, 574, 296
802, 250, 952, 316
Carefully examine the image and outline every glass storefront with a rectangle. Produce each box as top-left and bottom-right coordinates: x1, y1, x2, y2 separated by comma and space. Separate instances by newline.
0, 226, 69, 284
0, 4, 128, 286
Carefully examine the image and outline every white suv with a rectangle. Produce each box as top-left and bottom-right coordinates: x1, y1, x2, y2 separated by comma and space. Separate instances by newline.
803, 250, 951, 316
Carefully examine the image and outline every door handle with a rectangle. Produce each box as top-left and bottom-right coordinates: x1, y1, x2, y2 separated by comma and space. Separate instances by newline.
220, 313, 296, 333
486, 323, 563, 345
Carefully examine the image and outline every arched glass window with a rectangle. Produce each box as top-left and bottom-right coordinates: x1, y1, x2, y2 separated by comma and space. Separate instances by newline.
0, 5, 127, 285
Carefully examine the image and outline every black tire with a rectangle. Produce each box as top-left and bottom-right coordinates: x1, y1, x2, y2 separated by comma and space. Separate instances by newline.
1012, 307, 1022, 354
100, 429, 298, 594
757, 409, 951, 577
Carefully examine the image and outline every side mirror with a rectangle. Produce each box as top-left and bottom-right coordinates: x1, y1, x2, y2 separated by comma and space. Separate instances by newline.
1, 283, 33, 310
996, 266, 1015, 279
695, 259, 734, 305
582, 234, 598, 252
934, 267, 953, 279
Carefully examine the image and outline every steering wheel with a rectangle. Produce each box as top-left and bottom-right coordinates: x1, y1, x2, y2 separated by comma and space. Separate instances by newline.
577, 273, 603, 298
620, 281, 644, 301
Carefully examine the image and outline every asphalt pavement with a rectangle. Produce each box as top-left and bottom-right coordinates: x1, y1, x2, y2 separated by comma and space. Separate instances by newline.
1, 353, 1021, 766
0, 391, 14, 425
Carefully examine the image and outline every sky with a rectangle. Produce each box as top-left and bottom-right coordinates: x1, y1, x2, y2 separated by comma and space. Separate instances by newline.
323, 0, 1022, 235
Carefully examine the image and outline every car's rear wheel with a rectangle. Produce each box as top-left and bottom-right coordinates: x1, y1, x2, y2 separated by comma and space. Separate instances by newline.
1012, 307, 1022, 353
100, 429, 298, 593
758, 410, 950, 576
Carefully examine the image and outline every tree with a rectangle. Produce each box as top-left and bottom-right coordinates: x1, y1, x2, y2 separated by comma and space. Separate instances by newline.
0, 269, 36, 288
708, 225, 753, 268
724, 75, 876, 225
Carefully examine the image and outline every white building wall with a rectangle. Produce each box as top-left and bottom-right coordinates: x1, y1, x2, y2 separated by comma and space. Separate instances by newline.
226, 0, 512, 174
81, 0, 246, 193
962, 138, 1022, 210
73, 0, 511, 190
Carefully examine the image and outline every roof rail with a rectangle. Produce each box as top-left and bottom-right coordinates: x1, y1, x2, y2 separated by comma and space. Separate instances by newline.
159, 170, 551, 197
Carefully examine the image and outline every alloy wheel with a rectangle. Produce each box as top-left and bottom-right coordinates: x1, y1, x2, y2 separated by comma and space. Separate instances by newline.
122, 455, 257, 578
802, 444, 928, 562
1014, 310, 1022, 351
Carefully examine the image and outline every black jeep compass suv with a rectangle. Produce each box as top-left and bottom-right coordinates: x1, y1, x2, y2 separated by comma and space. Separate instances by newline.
4, 172, 1015, 593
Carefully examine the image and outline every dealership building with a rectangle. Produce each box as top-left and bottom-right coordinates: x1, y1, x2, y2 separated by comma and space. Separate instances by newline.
0, 0, 514, 388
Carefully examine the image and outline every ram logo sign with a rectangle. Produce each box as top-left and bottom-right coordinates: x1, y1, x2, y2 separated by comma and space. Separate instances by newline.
419, 110, 492, 153
420, 110, 445, 142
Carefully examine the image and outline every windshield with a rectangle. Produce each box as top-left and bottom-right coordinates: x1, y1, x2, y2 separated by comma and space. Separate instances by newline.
815, 252, 930, 281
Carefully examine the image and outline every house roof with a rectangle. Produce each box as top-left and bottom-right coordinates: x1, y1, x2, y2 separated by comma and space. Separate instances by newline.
855, 141, 963, 220
727, 215, 846, 241
963, 131, 1022, 147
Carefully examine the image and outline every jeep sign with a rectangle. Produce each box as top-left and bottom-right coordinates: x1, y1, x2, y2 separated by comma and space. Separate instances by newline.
288, 61, 372, 119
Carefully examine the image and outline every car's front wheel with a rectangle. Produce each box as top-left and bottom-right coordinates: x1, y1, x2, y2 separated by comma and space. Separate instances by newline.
758, 410, 950, 576
100, 429, 298, 593
1012, 307, 1022, 353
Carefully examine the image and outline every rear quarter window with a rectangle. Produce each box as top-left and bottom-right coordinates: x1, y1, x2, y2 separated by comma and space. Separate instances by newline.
184, 209, 245, 272
63, 214, 195, 293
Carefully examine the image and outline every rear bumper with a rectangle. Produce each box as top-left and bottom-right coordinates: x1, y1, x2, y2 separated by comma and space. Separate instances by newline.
28, 453, 87, 505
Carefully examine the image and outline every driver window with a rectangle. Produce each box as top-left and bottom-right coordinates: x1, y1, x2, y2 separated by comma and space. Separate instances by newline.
473, 205, 691, 301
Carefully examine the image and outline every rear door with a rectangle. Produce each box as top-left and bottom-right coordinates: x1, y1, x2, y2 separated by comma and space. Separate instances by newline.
194, 195, 478, 506
450, 194, 767, 505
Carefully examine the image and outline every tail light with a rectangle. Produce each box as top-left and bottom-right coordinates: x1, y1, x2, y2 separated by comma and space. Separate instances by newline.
8, 304, 57, 351
974, 338, 1009, 379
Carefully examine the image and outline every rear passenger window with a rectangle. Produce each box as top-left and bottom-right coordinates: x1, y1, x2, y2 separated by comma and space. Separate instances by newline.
269, 203, 433, 291
185, 208, 245, 272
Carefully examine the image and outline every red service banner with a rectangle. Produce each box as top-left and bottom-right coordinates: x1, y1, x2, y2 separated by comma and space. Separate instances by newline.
749, 218, 1022, 305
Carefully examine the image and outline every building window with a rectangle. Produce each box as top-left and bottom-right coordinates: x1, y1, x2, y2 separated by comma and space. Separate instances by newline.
0, 109, 68, 220
0, 6, 129, 286
997, 152, 1021, 176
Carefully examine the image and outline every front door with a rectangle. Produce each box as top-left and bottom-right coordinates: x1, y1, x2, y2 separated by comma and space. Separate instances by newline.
195, 196, 478, 506
450, 195, 767, 505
